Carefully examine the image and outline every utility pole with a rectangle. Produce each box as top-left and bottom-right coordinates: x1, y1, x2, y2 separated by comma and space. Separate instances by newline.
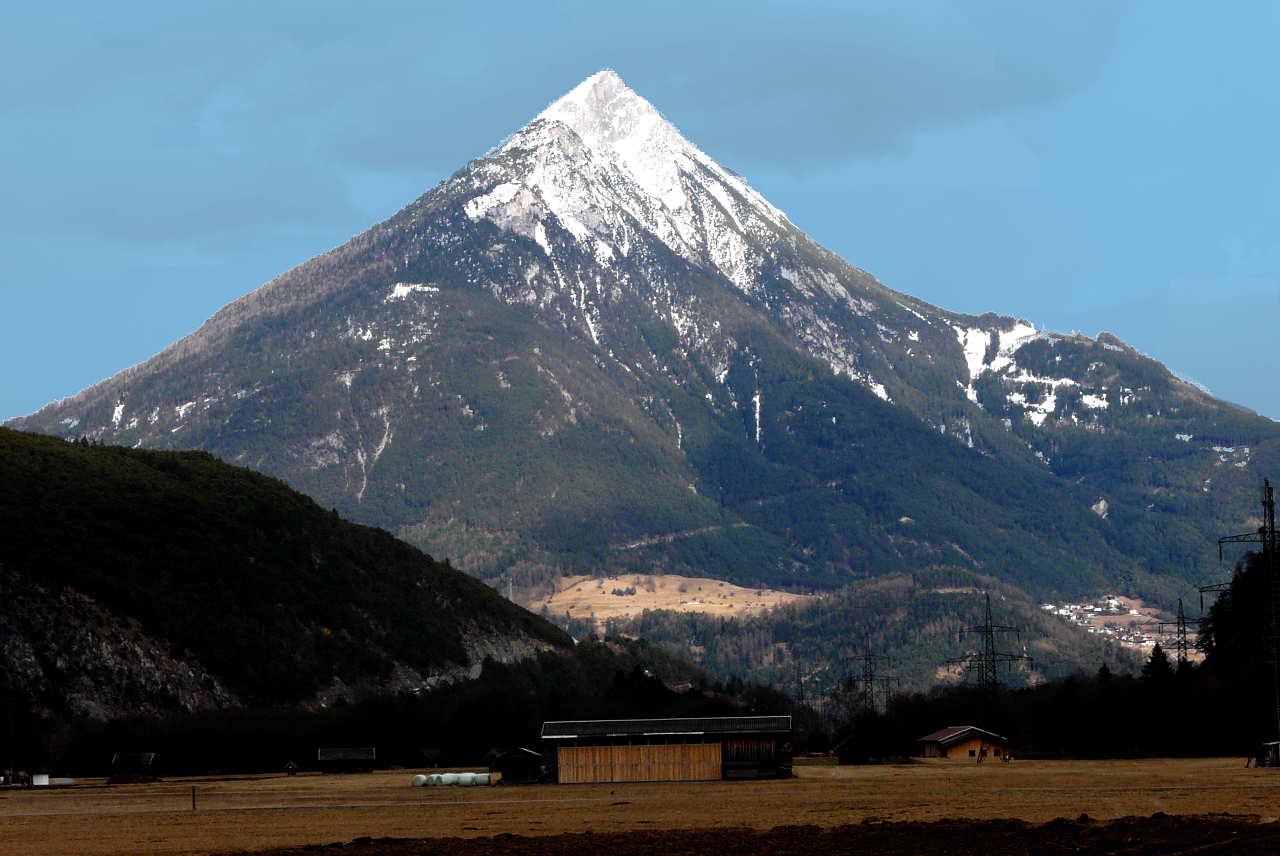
948, 592, 1033, 695
1216, 477, 1280, 742
3, 671, 11, 786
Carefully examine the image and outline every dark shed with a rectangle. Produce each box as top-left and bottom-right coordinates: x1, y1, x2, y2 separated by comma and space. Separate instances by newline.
486, 747, 546, 784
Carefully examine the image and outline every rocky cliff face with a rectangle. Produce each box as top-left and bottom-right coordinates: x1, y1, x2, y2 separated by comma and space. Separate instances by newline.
1, 567, 562, 721
0, 568, 236, 721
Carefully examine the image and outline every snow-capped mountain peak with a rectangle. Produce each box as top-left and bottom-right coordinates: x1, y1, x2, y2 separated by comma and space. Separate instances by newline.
536, 70, 666, 163
477, 70, 789, 296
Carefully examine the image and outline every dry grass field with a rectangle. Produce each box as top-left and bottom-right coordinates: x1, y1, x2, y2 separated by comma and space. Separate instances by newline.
3, 758, 1280, 855
526, 573, 815, 626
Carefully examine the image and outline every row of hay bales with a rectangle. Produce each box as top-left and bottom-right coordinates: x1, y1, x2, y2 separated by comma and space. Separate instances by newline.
410, 772, 492, 787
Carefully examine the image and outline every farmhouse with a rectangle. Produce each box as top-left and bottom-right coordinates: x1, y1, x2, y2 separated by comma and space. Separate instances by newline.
917, 725, 1009, 761
541, 715, 792, 783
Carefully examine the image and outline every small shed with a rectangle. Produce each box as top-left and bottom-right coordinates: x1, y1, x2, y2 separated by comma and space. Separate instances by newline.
1252, 741, 1280, 767
110, 752, 157, 775
486, 747, 546, 784
317, 747, 376, 773
917, 726, 1009, 761
542, 715, 792, 783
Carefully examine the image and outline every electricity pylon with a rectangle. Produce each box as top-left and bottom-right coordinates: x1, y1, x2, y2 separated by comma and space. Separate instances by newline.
948, 592, 1033, 694
1216, 478, 1280, 742
1151, 598, 1193, 667
845, 640, 899, 715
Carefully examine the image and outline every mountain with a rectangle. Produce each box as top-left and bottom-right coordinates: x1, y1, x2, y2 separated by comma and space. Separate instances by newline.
10, 70, 1278, 624
0, 428, 569, 721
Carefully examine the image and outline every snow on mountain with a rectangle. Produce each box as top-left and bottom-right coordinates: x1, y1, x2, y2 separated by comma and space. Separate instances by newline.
954, 320, 1040, 403
463, 69, 790, 304
453, 70, 942, 410
535, 71, 788, 226
523, 70, 787, 282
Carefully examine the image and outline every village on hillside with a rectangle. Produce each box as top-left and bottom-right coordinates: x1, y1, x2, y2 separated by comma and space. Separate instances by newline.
1039, 595, 1193, 653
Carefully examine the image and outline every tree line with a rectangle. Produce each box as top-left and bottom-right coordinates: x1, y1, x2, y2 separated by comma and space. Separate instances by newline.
835, 550, 1276, 761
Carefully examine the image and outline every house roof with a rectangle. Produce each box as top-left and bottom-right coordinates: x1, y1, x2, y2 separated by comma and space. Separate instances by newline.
917, 725, 1008, 746
541, 715, 791, 739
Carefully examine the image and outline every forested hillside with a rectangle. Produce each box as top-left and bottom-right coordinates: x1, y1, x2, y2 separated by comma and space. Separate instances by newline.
842, 550, 1278, 760
597, 567, 1140, 693
0, 428, 569, 720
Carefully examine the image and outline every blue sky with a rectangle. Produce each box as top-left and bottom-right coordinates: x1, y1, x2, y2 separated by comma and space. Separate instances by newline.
3, 0, 1277, 421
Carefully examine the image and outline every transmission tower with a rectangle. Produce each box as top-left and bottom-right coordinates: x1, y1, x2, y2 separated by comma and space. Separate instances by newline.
1151, 598, 1193, 667
1199, 581, 1230, 612
844, 640, 899, 715
1216, 477, 1280, 742
948, 592, 1033, 694
791, 661, 807, 706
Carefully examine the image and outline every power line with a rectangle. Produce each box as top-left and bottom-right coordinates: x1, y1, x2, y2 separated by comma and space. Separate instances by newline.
845, 640, 899, 715
948, 592, 1033, 694
1214, 477, 1280, 742
791, 660, 806, 707
1150, 598, 1193, 667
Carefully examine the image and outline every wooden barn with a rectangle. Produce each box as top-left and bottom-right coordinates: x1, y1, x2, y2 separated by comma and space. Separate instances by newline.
541, 715, 792, 783
917, 725, 1009, 761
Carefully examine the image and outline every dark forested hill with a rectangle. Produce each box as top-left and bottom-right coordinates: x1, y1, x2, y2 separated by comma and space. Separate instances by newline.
0, 428, 569, 720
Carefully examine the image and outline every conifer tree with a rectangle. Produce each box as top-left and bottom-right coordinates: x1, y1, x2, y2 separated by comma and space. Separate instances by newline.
1142, 643, 1173, 684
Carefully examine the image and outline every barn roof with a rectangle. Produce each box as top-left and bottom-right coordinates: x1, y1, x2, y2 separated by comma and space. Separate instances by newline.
541, 715, 791, 739
485, 746, 543, 761
917, 725, 1008, 746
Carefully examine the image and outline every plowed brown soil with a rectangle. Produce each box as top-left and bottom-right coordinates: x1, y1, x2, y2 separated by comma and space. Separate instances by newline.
2, 758, 1278, 856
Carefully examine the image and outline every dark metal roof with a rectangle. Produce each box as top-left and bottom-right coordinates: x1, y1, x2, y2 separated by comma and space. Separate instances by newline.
541, 715, 792, 739
917, 725, 1007, 747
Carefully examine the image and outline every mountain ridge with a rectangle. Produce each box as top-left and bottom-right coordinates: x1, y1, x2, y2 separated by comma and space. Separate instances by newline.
9, 71, 1278, 625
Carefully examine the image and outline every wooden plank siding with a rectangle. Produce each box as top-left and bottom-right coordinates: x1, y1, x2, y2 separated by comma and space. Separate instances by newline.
558, 743, 722, 783
724, 737, 780, 761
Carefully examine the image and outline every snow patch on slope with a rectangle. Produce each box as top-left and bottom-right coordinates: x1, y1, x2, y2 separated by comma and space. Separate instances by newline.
953, 320, 1039, 402
385, 283, 440, 301
464, 182, 522, 219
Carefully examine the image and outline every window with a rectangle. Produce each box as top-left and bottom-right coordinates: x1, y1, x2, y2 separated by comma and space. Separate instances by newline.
968, 749, 976, 757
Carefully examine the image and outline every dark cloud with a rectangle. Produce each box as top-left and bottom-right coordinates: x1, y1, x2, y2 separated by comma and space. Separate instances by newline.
0, 0, 1132, 248
320, 0, 1133, 172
